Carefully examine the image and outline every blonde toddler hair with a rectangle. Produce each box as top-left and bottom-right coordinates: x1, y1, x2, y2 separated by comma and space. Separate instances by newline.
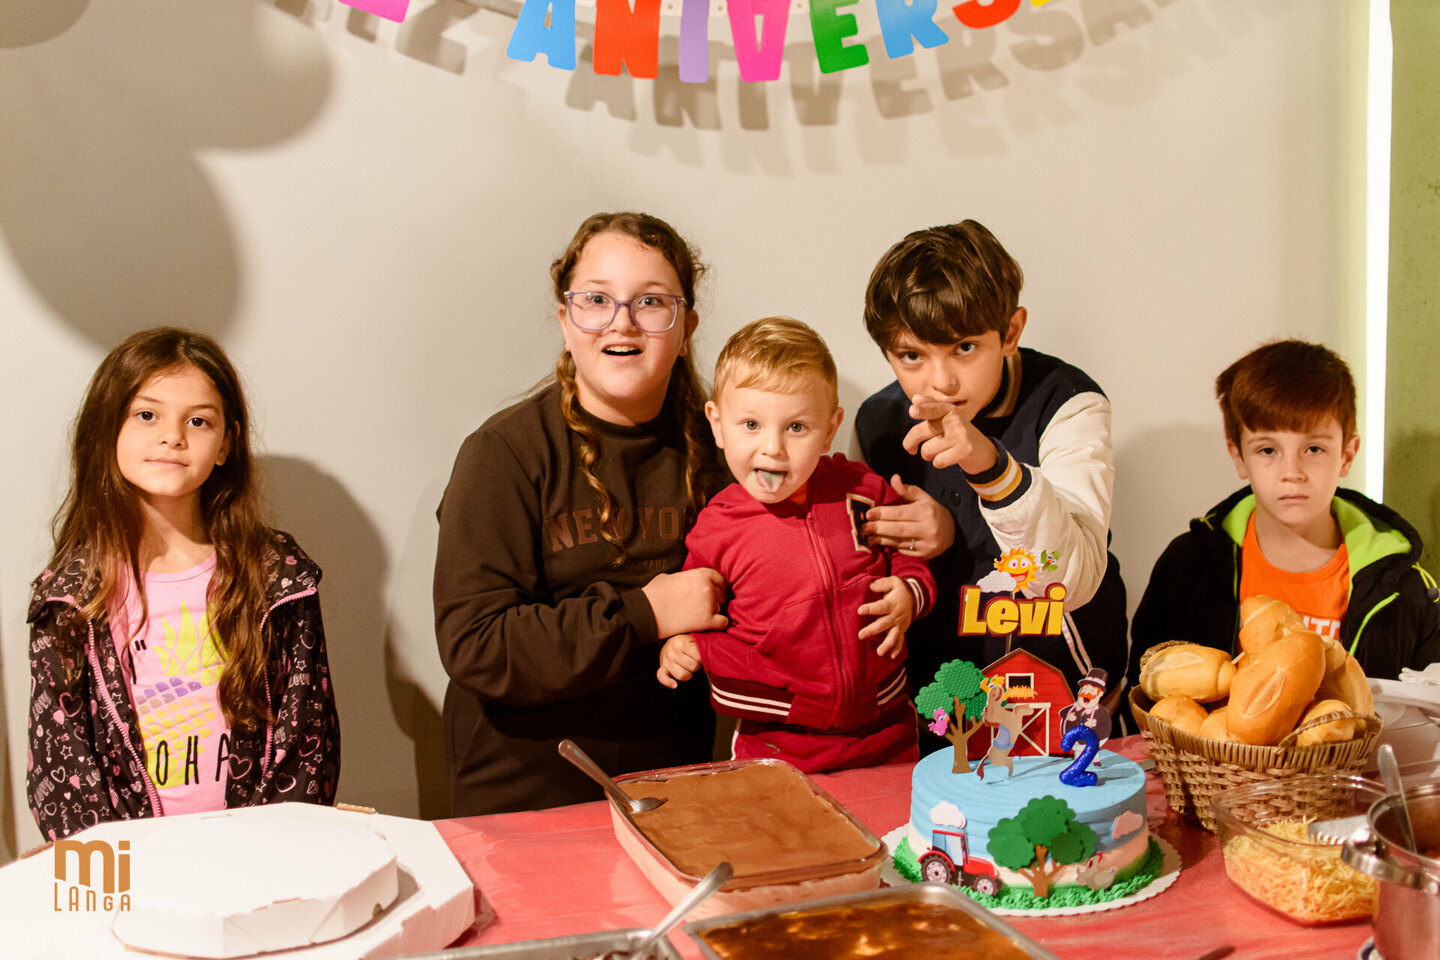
714, 317, 839, 410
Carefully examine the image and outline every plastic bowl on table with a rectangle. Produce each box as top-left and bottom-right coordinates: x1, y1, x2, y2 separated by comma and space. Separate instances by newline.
1211, 774, 1385, 925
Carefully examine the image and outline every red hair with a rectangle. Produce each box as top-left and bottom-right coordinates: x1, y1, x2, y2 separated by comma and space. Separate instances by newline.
1215, 340, 1357, 446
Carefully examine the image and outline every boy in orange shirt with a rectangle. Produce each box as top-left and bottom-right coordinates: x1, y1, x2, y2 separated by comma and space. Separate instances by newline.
1129, 340, 1439, 683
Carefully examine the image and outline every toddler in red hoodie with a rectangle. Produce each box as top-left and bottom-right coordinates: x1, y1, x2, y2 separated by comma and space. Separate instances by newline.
657, 317, 935, 772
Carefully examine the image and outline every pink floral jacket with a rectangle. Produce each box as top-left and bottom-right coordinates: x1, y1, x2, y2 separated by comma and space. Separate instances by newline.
26, 530, 340, 839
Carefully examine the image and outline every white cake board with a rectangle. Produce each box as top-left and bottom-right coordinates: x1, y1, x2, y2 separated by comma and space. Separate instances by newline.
1, 803, 477, 959
880, 825, 1179, 917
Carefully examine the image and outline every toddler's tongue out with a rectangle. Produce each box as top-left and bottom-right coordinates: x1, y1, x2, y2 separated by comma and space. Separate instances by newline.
754, 468, 786, 492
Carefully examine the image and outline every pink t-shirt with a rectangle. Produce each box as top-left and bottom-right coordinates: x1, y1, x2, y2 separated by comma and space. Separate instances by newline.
114, 554, 231, 815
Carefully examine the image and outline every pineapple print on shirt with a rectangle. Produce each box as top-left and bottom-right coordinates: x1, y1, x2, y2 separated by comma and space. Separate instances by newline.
134, 602, 224, 790
118, 555, 232, 815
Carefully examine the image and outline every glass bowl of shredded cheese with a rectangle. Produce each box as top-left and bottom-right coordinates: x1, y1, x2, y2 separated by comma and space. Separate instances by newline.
1212, 775, 1384, 925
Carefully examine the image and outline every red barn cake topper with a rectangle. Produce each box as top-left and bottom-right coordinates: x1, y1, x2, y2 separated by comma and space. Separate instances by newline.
917, 652, 1080, 774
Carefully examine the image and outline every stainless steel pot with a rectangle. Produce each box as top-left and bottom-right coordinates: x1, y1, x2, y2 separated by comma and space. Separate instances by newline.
1342, 781, 1440, 960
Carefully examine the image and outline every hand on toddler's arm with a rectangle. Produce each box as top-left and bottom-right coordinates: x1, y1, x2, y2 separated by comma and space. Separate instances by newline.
858, 576, 914, 659
643, 568, 728, 638
902, 396, 999, 474
657, 634, 701, 689
862, 475, 956, 560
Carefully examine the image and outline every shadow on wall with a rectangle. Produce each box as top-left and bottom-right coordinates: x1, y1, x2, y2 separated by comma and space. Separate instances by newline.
1111, 424, 1239, 616
261, 455, 443, 818
0, 0, 89, 47
0, 0, 332, 346
386, 479, 457, 822
1388, 430, 1440, 577
277, 0, 1265, 136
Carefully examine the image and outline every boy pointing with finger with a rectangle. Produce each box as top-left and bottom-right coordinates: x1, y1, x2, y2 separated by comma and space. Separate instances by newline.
855, 221, 1129, 739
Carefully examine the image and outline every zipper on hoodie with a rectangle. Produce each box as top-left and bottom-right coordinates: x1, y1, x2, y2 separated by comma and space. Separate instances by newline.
255, 586, 317, 779
802, 514, 851, 727
56, 600, 164, 818
1348, 592, 1398, 658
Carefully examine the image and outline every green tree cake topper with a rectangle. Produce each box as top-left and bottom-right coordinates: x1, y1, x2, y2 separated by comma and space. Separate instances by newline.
916, 660, 989, 773
988, 796, 1097, 898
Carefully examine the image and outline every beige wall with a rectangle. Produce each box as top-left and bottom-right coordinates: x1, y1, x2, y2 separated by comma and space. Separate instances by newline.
0, 0, 1366, 859
1386, 0, 1440, 575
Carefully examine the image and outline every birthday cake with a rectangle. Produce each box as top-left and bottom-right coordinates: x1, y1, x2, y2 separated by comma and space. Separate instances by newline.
893, 654, 1165, 910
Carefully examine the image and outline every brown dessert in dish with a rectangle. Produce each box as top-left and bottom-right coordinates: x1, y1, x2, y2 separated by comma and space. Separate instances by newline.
699, 899, 1040, 960
623, 762, 879, 879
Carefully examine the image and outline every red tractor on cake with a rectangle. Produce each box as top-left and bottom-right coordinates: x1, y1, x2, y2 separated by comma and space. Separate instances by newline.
918, 828, 1001, 895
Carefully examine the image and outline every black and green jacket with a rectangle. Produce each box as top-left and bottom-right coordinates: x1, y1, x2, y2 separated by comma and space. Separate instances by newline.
1128, 487, 1440, 687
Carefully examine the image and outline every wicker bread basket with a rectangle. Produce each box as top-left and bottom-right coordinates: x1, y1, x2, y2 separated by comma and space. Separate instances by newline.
1129, 687, 1382, 831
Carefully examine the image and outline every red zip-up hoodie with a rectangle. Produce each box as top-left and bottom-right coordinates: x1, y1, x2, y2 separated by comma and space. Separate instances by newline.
684, 455, 934, 768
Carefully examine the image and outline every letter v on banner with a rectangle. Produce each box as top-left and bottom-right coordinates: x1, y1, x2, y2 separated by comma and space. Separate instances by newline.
339, 0, 411, 22
727, 0, 790, 82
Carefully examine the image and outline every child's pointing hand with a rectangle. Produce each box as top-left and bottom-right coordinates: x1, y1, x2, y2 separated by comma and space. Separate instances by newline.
902, 394, 999, 474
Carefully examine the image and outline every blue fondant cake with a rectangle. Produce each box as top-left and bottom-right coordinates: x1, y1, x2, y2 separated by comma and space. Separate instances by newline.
902, 751, 1151, 897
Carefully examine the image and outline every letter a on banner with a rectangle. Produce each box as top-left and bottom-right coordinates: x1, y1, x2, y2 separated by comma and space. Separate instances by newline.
727, 0, 790, 82
508, 0, 578, 70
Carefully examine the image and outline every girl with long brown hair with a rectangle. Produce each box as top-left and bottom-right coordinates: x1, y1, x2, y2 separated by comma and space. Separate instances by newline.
27, 328, 339, 839
434, 212, 727, 815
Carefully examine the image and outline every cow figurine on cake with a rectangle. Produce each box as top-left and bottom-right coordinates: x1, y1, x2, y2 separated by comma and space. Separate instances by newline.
975, 676, 1041, 781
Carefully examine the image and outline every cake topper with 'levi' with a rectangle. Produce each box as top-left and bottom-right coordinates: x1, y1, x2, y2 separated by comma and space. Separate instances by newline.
962, 547, 1066, 637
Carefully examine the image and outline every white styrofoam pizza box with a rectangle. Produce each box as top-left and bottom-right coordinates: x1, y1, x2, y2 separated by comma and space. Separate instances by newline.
1, 803, 476, 960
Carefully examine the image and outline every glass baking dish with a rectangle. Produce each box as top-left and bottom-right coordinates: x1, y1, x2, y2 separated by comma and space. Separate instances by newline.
683, 882, 1062, 960
392, 926, 683, 960
609, 758, 885, 918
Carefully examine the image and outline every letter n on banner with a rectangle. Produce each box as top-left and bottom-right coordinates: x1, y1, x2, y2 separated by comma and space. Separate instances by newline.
507, 0, 578, 69
727, 0, 790, 82
595, 0, 663, 77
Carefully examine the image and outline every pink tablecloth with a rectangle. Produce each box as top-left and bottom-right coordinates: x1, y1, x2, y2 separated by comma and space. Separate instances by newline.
434, 737, 1373, 959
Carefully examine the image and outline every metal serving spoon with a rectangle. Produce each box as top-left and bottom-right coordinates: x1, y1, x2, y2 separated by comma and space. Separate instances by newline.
1377, 743, 1418, 851
558, 739, 667, 814
624, 861, 733, 959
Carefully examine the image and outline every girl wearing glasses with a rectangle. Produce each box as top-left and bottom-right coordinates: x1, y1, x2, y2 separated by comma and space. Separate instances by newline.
434, 212, 727, 815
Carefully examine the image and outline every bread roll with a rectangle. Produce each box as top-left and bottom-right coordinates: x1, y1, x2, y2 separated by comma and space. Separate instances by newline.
1319, 635, 1349, 675
1150, 695, 1209, 736
1294, 698, 1358, 746
1139, 644, 1237, 703
1227, 629, 1326, 745
1315, 654, 1375, 716
1238, 595, 1304, 655
1198, 705, 1239, 742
